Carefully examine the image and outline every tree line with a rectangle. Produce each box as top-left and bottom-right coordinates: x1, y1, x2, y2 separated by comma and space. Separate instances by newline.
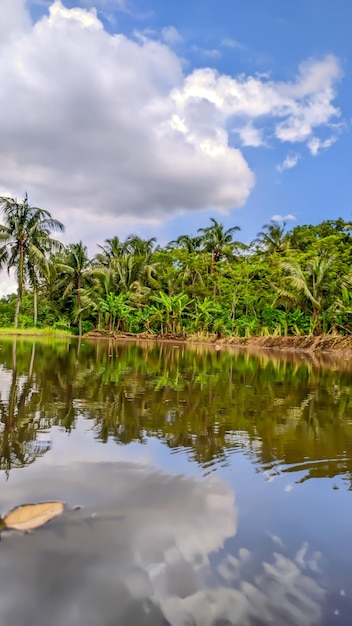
0, 194, 351, 336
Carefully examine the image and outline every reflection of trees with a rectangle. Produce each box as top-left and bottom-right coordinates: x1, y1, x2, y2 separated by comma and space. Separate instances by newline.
0, 338, 81, 473
0, 341, 50, 474
1, 337, 352, 485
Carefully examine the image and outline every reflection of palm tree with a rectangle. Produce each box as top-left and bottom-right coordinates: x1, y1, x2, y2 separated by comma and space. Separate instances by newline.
0, 341, 51, 474
1, 338, 352, 485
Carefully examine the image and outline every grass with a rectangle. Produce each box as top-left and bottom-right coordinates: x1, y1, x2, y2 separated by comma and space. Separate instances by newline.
0, 327, 73, 337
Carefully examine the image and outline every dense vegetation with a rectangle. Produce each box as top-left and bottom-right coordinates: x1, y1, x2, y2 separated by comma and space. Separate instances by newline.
0, 195, 351, 336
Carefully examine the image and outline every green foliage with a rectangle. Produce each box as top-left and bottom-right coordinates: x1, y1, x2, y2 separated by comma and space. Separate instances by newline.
0, 194, 64, 327
0, 211, 351, 336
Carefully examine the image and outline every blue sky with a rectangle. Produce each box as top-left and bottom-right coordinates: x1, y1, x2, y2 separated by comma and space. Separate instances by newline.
0, 0, 351, 262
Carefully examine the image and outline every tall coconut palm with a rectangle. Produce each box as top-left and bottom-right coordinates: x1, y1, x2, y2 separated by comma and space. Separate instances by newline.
114, 236, 158, 293
95, 236, 124, 268
57, 242, 92, 336
167, 234, 202, 254
277, 253, 338, 332
0, 194, 64, 327
123, 235, 156, 257
255, 221, 290, 256
198, 218, 242, 267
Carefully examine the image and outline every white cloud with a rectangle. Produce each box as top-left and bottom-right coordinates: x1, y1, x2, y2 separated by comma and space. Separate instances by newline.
276, 152, 300, 172
221, 38, 244, 50
0, 1, 345, 249
173, 55, 342, 144
271, 214, 297, 222
0, 0, 254, 245
234, 122, 264, 147
161, 25, 182, 45
307, 135, 337, 156
192, 45, 222, 58
0, 0, 31, 43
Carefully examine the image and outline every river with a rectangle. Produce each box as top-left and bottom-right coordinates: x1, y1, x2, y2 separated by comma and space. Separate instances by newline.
0, 337, 351, 625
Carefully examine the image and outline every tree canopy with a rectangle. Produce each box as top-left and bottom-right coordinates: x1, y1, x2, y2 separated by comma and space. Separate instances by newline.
0, 195, 351, 337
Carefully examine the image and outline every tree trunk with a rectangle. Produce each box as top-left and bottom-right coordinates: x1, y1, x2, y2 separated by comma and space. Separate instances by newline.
33, 285, 38, 327
14, 292, 21, 329
14, 250, 24, 329
77, 277, 82, 336
312, 306, 321, 335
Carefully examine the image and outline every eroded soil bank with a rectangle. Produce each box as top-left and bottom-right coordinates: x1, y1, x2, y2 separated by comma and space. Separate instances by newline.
86, 329, 352, 355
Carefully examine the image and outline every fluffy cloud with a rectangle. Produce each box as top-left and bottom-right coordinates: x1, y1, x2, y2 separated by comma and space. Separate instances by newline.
308, 135, 337, 156
0, 0, 31, 42
173, 56, 342, 144
221, 37, 244, 50
0, 0, 254, 239
234, 122, 264, 147
0, 460, 325, 626
276, 152, 300, 172
161, 25, 183, 45
271, 213, 296, 222
0, 0, 344, 247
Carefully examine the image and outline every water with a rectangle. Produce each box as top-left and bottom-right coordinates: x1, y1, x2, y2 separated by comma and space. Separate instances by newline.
0, 337, 351, 626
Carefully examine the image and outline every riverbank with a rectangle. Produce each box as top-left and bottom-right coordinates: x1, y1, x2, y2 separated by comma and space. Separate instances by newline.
0, 327, 73, 338
86, 329, 352, 355
1, 326, 352, 355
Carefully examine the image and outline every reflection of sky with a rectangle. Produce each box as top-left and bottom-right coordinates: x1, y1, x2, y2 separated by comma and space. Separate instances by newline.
1, 363, 352, 623
0, 367, 30, 400
0, 456, 329, 626
0, 367, 12, 396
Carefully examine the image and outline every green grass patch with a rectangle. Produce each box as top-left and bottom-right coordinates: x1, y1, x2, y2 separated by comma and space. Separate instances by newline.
0, 327, 73, 337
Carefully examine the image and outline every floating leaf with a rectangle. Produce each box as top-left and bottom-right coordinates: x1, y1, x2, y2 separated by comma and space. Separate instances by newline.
4, 501, 64, 532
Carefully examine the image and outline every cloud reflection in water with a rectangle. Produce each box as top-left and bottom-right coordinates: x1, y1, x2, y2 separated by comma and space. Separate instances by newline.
0, 461, 326, 626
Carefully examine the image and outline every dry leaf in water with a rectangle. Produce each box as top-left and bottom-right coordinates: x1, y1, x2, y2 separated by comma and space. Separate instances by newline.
4, 501, 64, 531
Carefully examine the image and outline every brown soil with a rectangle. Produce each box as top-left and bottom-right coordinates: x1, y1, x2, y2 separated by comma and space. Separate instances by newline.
85, 329, 352, 355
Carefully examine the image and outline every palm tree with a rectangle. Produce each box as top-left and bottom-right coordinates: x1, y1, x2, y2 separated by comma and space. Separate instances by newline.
0, 194, 64, 327
168, 234, 202, 254
197, 218, 243, 297
95, 236, 124, 268
113, 236, 158, 293
123, 235, 156, 257
57, 242, 92, 336
198, 218, 243, 267
255, 221, 290, 256
276, 253, 338, 332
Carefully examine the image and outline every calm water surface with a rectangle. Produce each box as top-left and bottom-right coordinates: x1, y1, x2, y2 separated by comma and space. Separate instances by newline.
0, 337, 352, 626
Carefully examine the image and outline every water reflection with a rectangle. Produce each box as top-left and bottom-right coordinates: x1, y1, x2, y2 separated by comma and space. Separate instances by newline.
0, 462, 326, 626
0, 337, 352, 487
1, 338, 352, 625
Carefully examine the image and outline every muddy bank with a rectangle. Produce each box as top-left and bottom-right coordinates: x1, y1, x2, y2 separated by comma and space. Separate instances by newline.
218, 334, 352, 354
86, 329, 352, 355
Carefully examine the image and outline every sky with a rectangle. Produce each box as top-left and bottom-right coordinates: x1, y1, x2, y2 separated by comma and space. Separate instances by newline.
0, 0, 351, 281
